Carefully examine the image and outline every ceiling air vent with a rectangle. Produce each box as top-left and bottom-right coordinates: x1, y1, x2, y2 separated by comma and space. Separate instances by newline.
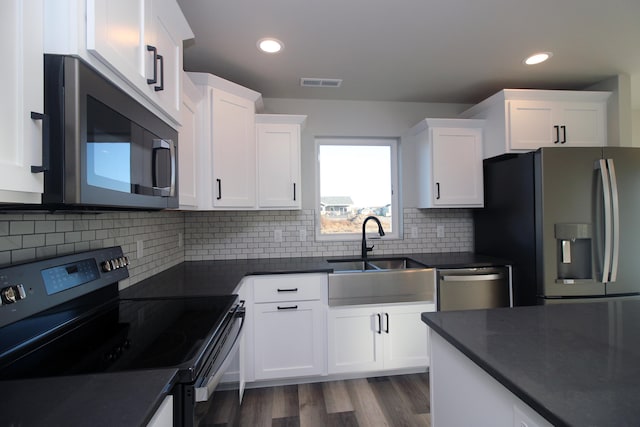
300, 78, 342, 88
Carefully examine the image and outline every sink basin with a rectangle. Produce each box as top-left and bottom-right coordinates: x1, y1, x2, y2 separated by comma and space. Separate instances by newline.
327, 258, 436, 306
327, 259, 379, 272
366, 258, 425, 270
328, 257, 426, 272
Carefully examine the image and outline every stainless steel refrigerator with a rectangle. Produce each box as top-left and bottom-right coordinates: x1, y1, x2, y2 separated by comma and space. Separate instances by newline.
474, 146, 640, 306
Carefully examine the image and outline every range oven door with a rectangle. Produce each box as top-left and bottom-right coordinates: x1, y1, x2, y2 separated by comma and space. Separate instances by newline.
179, 301, 245, 427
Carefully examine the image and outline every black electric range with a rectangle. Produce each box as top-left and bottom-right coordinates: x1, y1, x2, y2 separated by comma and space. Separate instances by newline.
0, 247, 244, 427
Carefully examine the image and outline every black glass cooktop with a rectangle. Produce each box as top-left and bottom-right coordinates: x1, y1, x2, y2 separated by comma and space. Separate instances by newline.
0, 294, 237, 381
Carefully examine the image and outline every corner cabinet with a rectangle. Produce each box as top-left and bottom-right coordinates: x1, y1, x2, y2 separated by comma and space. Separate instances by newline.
187, 72, 262, 210
0, 0, 45, 204
251, 274, 326, 381
44, 0, 193, 125
256, 115, 307, 209
411, 118, 484, 208
327, 302, 435, 374
460, 89, 610, 159
177, 72, 202, 209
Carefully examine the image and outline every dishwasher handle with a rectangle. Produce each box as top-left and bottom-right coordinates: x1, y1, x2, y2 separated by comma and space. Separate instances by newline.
440, 273, 505, 282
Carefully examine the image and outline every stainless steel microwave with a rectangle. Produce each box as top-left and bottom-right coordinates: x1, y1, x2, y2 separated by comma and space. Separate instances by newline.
41, 55, 178, 210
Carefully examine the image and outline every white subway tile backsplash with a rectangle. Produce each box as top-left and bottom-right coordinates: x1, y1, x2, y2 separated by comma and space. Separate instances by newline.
183, 208, 473, 260
0, 207, 473, 286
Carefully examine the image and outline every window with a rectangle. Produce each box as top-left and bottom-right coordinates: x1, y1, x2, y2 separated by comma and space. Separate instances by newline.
316, 137, 399, 240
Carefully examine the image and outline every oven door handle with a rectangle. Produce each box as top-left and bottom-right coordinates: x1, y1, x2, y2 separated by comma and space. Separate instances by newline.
194, 304, 245, 403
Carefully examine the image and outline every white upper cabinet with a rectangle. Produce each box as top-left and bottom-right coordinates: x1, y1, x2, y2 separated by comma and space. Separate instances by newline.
0, 0, 45, 203
45, 0, 193, 125
187, 72, 262, 210
461, 89, 610, 159
411, 119, 484, 208
256, 115, 306, 209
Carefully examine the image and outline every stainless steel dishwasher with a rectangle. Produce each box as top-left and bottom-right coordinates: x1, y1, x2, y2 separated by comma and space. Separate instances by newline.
437, 266, 512, 311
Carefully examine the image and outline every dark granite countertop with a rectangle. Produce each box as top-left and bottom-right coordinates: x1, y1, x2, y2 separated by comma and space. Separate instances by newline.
121, 252, 509, 298
0, 369, 178, 427
0, 252, 506, 426
422, 301, 640, 427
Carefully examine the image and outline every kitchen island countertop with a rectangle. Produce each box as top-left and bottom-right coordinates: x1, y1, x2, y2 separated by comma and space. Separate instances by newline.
422, 300, 640, 426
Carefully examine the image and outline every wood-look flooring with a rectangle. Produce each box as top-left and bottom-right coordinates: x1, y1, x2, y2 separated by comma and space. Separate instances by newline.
199, 373, 430, 427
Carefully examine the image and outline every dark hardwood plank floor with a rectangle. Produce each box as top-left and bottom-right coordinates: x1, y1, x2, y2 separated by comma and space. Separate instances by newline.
199, 373, 430, 427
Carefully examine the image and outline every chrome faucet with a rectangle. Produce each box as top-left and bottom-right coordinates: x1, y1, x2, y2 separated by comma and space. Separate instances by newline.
361, 216, 385, 258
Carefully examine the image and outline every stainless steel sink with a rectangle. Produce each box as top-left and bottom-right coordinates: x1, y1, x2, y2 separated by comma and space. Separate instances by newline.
366, 258, 425, 270
327, 258, 436, 306
327, 259, 379, 272
327, 257, 425, 272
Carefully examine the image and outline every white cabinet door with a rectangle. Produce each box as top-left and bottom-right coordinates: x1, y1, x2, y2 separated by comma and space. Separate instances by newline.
143, 0, 184, 119
146, 395, 173, 427
382, 303, 434, 370
86, 0, 144, 83
508, 100, 556, 149
253, 300, 324, 380
256, 121, 302, 209
327, 306, 383, 374
211, 88, 256, 208
560, 101, 606, 146
430, 127, 484, 207
0, 0, 44, 203
413, 119, 484, 208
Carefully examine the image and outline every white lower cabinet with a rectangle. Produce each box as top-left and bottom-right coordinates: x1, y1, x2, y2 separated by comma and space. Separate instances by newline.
327, 302, 435, 374
146, 395, 173, 427
251, 274, 326, 381
253, 300, 324, 380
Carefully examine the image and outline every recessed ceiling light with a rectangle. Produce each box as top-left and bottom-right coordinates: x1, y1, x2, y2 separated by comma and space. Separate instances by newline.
524, 52, 553, 65
257, 38, 284, 53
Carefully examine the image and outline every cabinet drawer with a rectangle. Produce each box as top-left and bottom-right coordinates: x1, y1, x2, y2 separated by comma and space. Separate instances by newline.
253, 273, 325, 303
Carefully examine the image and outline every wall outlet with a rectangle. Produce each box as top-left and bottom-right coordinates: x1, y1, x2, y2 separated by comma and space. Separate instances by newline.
274, 229, 283, 243
410, 227, 418, 239
299, 228, 306, 242
136, 240, 144, 258
436, 225, 445, 238
178, 232, 184, 248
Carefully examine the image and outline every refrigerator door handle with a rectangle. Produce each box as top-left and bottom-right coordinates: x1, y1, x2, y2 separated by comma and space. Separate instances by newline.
607, 158, 620, 282
596, 159, 613, 283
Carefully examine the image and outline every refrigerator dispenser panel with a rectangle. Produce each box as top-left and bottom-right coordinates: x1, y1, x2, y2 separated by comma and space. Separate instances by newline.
555, 223, 592, 282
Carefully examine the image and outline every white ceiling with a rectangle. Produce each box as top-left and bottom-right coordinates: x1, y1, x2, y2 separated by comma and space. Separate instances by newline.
177, 0, 640, 107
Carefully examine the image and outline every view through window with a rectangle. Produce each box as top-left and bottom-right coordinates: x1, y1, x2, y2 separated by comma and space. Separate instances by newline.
316, 137, 398, 239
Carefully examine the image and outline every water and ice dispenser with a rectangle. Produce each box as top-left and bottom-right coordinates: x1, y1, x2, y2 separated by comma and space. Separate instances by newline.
555, 223, 592, 282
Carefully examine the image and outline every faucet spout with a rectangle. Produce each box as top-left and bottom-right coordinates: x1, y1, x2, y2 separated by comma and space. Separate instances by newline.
361, 216, 385, 259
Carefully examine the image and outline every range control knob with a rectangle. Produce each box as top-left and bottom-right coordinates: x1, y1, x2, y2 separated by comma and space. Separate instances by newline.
1, 284, 26, 305
101, 261, 112, 272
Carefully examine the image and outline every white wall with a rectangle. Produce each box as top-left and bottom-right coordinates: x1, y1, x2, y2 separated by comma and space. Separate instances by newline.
587, 74, 633, 146
261, 98, 472, 208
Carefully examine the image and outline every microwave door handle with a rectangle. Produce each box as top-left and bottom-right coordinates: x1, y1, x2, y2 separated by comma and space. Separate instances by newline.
152, 139, 176, 197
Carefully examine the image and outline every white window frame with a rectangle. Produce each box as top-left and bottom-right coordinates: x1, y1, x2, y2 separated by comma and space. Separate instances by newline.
315, 137, 400, 241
